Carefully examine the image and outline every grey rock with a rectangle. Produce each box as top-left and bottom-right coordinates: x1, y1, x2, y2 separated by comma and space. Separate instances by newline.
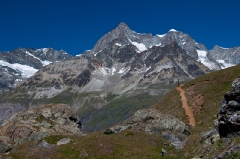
106, 108, 189, 149
57, 138, 71, 146
201, 129, 218, 140
37, 140, 53, 148
103, 128, 114, 135
161, 132, 186, 150
0, 103, 25, 126
0, 142, 11, 153
0, 48, 72, 97
161, 149, 167, 156
216, 78, 240, 137
0, 104, 84, 146
232, 78, 240, 93
210, 45, 240, 67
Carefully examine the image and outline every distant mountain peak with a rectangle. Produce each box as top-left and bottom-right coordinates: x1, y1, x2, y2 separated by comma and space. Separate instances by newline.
117, 22, 129, 28
169, 29, 178, 32
213, 45, 230, 50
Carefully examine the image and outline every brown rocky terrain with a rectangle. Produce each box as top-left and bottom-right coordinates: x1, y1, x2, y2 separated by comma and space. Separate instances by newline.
0, 104, 83, 155
104, 108, 190, 150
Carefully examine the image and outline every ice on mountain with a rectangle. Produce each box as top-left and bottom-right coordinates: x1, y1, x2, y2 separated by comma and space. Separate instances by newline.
0, 60, 38, 78
217, 60, 234, 69
197, 50, 216, 70
131, 41, 147, 52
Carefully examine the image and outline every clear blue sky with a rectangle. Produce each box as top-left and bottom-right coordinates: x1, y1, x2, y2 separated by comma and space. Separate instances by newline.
0, 0, 239, 55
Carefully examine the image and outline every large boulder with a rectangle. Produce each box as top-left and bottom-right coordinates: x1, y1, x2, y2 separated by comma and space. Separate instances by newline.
216, 78, 240, 137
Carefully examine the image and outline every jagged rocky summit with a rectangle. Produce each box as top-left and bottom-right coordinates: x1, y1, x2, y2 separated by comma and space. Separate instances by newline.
216, 78, 240, 137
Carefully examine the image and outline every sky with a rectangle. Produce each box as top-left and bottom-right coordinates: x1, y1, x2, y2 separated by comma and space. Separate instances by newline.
0, 0, 239, 56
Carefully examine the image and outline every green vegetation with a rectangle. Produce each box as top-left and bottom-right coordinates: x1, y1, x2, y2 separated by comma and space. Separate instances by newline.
227, 152, 240, 159
6, 131, 183, 159
105, 93, 118, 102
44, 135, 65, 144
154, 64, 240, 157
125, 131, 134, 136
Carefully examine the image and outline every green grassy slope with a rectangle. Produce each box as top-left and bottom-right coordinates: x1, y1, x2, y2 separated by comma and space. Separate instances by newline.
4, 131, 183, 159
154, 64, 240, 156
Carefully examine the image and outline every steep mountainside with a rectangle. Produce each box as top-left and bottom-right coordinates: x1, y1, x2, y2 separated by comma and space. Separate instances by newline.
89, 22, 221, 70
0, 48, 72, 97
2, 65, 240, 159
0, 22, 239, 133
1, 41, 210, 132
210, 45, 240, 68
153, 64, 240, 158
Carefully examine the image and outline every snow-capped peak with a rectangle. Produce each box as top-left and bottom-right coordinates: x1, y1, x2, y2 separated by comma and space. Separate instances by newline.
169, 29, 178, 32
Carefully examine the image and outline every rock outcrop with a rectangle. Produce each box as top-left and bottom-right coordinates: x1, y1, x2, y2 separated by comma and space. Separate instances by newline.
216, 78, 240, 137
0, 103, 25, 126
104, 108, 189, 149
0, 104, 83, 146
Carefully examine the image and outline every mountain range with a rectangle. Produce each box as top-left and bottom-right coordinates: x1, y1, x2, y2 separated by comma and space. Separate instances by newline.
0, 48, 72, 97
0, 22, 240, 131
0, 22, 240, 158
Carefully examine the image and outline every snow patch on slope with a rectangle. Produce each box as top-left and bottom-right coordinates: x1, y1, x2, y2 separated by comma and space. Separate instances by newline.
131, 41, 147, 52
217, 60, 234, 69
98, 67, 117, 76
128, 38, 147, 53
147, 62, 173, 76
219, 46, 229, 50
0, 60, 38, 78
25, 50, 51, 66
115, 43, 122, 46
118, 67, 130, 74
196, 50, 216, 70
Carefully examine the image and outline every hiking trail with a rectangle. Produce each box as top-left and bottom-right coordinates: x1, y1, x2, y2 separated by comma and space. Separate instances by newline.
176, 84, 196, 127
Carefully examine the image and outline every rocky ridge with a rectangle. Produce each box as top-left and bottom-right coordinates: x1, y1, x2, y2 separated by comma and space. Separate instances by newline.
104, 108, 190, 149
89, 22, 221, 70
210, 45, 240, 68
0, 48, 72, 97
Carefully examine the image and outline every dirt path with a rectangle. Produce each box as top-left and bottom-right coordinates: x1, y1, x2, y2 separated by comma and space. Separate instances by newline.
176, 84, 196, 127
